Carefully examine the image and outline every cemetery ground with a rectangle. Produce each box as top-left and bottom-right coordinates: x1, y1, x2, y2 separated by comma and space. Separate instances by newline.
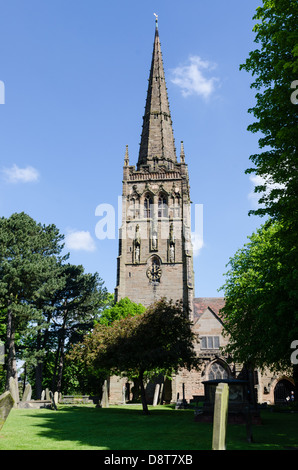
0, 404, 298, 450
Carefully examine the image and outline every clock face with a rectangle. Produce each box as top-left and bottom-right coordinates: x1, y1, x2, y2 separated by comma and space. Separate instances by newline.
147, 259, 162, 282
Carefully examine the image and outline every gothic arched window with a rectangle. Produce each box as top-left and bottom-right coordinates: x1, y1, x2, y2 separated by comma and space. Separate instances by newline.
208, 362, 229, 381
158, 194, 168, 218
144, 194, 153, 218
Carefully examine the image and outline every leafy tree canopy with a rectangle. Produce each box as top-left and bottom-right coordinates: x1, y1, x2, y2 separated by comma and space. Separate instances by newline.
70, 299, 199, 413
220, 220, 298, 372
98, 297, 146, 326
240, 0, 298, 222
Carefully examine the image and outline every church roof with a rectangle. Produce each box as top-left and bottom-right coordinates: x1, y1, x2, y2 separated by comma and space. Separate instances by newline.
193, 297, 225, 322
137, 18, 177, 169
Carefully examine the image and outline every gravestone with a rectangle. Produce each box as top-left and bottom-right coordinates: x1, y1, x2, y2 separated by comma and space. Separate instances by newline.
41, 390, 45, 400
49, 391, 57, 410
9, 376, 19, 408
101, 380, 109, 408
54, 392, 59, 407
212, 383, 229, 450
22, 383, 32, 402
0, 391, 14, 431
153, 384, 160, 406
45, 388, 50, 401
159, 383, 164, 405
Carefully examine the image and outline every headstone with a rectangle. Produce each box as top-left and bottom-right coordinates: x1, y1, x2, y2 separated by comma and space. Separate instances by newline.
159, 383, 164, 405
9, 376, 19, 408
45, 388, 50, 400
0, 391, 14, 431
22, 383, 32, 402
41, 390, 45, 400
212, 383, 229, 450
54, 391, 59, 406
49, 391, 57, 410
101, 380, 109, 408
153, 384, 160, 406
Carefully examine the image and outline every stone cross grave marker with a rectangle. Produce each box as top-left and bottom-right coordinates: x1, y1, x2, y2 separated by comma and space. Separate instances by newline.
212, 382, 229, 450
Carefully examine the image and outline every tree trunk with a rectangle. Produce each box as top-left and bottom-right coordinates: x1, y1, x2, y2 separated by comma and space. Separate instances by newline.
51, 340, 60, 392
35, 308, 54, 398
35, 329, 43, 399
52, 321, 67, 393
244, 363, 257, 409
56, 339, 65, 393
139, 370, 149, 415
5, 305, 19, 404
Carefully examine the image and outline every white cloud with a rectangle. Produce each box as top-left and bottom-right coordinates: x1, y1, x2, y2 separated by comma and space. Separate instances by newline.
65, 230, 96, 252
248, 175, 265, 207
191, 232, 204, 257
170, 55, 219, 99
248, 174, 285, 208
2, 164, 39, 183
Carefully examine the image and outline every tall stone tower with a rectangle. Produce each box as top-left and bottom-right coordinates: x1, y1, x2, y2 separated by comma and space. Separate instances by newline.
115, 18, 194, 314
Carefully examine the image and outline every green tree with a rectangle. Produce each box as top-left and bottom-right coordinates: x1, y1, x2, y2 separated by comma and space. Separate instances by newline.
240, 0, 298, 222
22, 256, 66, 398
98, 297, 145, 326
50, 264, 107, 393
220, 220, 298, 396
0, 213, 65, 400
70, 299, 199, 414
0, 309, 6, 392
220, 0, 298, 401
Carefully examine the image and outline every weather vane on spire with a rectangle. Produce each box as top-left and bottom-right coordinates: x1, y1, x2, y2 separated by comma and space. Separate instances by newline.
154, 13, 158, 28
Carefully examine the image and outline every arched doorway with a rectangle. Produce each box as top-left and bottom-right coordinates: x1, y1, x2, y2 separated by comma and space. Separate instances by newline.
274, 379, 294, 404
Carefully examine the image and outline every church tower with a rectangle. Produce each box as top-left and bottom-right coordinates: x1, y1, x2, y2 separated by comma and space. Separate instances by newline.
115, 17, 194, 314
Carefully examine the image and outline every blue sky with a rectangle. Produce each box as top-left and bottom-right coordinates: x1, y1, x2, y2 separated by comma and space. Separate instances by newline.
0, 0, 265, 298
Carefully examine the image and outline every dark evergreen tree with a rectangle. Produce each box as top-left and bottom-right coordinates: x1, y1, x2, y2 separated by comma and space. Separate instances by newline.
0, 212, 65, 400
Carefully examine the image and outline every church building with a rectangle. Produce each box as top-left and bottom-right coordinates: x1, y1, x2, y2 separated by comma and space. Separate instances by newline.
115, 17, 194, 315
110, 17, 293, 406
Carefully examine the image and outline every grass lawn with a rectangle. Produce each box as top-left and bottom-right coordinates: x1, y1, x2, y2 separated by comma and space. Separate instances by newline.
0, 404, 298, 450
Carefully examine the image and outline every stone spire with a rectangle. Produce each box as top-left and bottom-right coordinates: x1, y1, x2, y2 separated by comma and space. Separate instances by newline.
137, 17, 177, 170
180, 141, 185, 163
124, 144, 129, 166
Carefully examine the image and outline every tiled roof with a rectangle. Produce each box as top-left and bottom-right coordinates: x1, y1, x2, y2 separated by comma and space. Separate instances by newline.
193, 297, 225, 322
